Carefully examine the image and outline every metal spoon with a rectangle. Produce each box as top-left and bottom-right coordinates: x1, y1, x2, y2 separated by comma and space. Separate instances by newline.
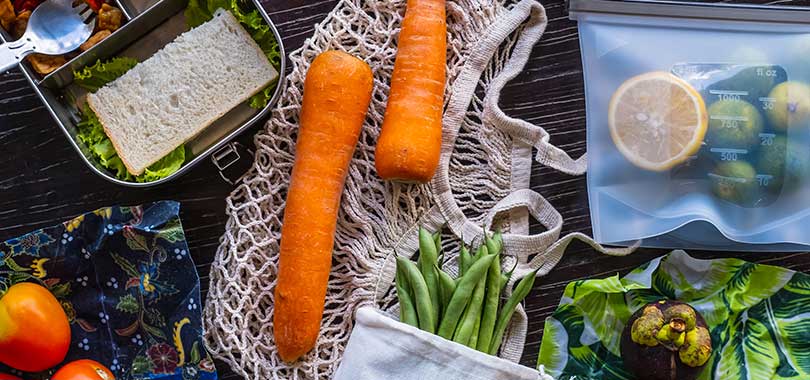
0, 0, 95, 73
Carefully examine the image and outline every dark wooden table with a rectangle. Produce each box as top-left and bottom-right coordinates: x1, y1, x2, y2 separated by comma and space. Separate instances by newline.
2, 0, 810, 378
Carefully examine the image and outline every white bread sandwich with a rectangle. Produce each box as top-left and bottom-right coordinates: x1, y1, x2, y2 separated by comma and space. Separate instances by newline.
87, 9, 278, 176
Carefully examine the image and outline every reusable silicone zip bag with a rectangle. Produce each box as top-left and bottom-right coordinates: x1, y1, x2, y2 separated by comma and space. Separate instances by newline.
572, 0, 810, 250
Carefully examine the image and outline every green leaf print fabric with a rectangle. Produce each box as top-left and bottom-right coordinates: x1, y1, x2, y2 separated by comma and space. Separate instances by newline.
537, 251, 810, 380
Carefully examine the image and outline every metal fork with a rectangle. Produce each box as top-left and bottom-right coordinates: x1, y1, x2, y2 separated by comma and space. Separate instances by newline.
0, 0, 95, 73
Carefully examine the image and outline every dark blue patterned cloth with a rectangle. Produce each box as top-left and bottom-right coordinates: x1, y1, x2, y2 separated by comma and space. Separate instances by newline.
0, 201, 217, 380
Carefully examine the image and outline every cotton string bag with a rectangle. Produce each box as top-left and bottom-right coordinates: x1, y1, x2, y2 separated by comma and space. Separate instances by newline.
203, 0, 634, 379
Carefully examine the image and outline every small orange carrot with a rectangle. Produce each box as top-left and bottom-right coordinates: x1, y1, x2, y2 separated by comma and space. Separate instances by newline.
375, 0, 446, 183
274, 50, 373, 362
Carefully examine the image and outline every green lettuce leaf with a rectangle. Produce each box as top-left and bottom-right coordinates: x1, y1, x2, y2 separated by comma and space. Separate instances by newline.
184, 0, 281, 108
138, 145, 186, 183
73, 57, 139, 92
76, 100, 185, 183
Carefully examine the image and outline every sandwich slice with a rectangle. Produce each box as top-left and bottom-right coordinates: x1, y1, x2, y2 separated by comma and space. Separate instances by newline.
87, 8, 278, 176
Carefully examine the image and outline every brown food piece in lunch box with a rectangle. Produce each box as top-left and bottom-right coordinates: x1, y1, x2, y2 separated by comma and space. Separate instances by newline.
80, 29, 111, 51
0, 0, 14, 30
12, 10, 30, 39
27, 54, 66, 74
97, 4, 122, 31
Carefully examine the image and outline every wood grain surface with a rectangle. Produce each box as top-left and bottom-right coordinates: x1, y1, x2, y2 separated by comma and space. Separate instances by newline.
2, 0, 810, 377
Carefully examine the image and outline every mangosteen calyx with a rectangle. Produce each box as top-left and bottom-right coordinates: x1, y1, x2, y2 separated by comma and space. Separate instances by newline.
630, 305, 664, 347
680, 326, 712, 367
622, 301, 713, 380
627, 300, 712, 368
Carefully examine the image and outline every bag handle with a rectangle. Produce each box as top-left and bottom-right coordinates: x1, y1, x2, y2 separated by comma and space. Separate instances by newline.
431, 0, 633, 274
432, 0, 550, 253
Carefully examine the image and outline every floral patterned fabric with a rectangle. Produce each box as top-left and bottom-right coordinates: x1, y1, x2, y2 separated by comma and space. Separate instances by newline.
0, 201, 217, 380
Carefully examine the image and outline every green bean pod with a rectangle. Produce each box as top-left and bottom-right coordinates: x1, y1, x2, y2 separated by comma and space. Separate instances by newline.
500, 273, 510, 292
395, 258, 419, 327
477, 252, 502, 352
418, 228, 441, 328
473, 245, 488, 262
452, 302, 473, 346
398, 257, 437, 334
459, 244, 472, 276
433, 231, 443, 263
485, 231, 502, 256
489, 269, 538, 355
500, 260, 518, 292
436, 265, 457, 314
469, 305, 482, 349
438, 254, 496, 340
455, 274, 487, 348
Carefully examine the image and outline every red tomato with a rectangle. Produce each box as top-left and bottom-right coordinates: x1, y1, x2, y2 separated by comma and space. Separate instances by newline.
12, 0, 41, 12
0, 374, 22, 380
52, 360, 114, 380
0, 283, 70, 372
84, 0, 103, 12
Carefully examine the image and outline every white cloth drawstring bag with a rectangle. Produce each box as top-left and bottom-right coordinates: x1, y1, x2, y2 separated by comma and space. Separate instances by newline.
204, 0, 633, 379
334, 307, 554, 380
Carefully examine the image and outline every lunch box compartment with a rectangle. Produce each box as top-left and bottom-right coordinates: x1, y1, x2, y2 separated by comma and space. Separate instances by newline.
38, 0, 177, 89
1, 0, 286, 187
0, 0, 137, 86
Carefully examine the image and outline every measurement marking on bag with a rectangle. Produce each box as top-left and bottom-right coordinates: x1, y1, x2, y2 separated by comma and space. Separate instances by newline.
759, 133, 776, 145
710, 114, 748, 128
756, 174, 774, 186
759, 97, 775, 110
756, 68, 779, 77
710, 147, 748, 161
708, 173, 748, 183
709, 89, 748, 101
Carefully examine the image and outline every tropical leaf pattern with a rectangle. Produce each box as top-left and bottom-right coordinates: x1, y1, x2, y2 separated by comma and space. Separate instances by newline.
538, 251, 810, 380
0, 201, 216, 380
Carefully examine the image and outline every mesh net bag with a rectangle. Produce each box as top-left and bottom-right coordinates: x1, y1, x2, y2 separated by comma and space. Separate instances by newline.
203, 1, 633, 379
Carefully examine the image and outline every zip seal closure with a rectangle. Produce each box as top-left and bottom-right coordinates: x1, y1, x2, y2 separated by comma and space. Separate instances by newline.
569, 0, 810, 24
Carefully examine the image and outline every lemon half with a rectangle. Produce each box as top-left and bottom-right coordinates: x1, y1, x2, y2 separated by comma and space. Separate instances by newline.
608, 72, 708, 171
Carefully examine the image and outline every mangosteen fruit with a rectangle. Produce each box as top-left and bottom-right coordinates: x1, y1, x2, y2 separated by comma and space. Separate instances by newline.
620, 300, 712, 380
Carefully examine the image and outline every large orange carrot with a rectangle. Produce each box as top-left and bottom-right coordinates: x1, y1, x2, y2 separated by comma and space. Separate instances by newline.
375, 0, 446, 183
274, 50, 373, 362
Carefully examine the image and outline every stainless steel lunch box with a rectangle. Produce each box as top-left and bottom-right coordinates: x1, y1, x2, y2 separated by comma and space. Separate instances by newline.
0, 0, 286, 187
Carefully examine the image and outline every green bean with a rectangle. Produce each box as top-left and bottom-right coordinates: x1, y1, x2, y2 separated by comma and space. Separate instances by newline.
489, 269, 538, 355
501, 260, 518, 292
438, 254, 495, 340
452, 302, 473, 346
473, 245, 488, 262
459, 244, 472, 276
395, 258, 419, 327
485, 231, 502, 256
469, 305, 482, 349
433, 231, 443, 263
477, 252, 502, 352
455, 273, 487, 347
398, 257, 436, 334
418, 227, 441, 328
436, 265, 457, 314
